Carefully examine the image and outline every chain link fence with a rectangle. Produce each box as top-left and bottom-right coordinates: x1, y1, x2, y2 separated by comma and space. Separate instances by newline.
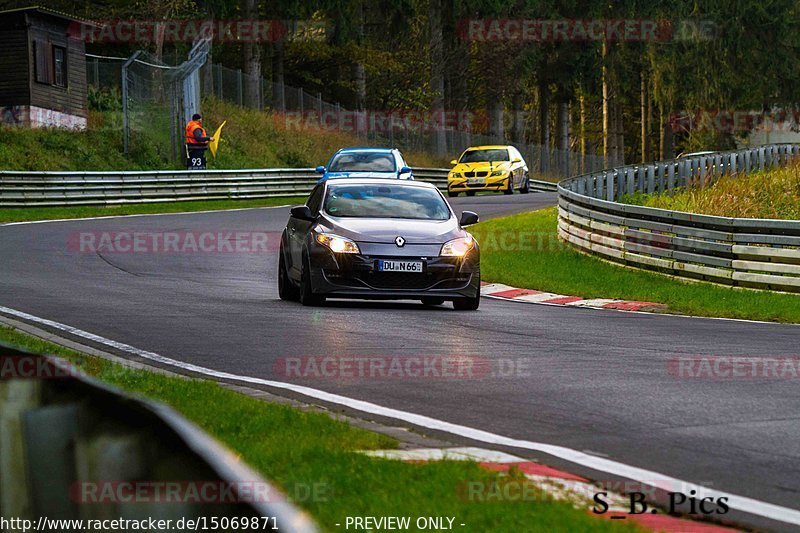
87, 39, 209, 162
89, 53, 603, 176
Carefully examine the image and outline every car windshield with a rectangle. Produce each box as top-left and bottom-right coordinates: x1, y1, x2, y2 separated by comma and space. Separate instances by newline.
324, 184, 450, 220
459, 149, 509, 163
328, 152, 396, 172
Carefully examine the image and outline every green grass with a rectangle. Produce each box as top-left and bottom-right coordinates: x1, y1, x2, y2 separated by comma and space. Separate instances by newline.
0, 326, 637, 532
0, 98, 449, 172
0, 196, 306, 224
624, 162, 800, 219
472, 207, 800, 323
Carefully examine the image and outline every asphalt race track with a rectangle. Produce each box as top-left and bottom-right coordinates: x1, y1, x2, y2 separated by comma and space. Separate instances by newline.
2, 191, 800, 529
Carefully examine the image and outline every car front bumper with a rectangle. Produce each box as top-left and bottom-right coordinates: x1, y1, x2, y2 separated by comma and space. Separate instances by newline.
448, 176, 510, 192
308, 245, 480, 300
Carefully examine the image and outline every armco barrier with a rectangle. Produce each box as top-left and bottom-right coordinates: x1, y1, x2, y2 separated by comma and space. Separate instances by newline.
0, 343, 318, 531
0, 168, 556, 207
558, 144, 800, 292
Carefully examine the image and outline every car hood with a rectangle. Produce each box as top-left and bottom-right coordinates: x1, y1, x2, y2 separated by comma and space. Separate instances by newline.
451, 161, 512, 174
318, 215, 463, 244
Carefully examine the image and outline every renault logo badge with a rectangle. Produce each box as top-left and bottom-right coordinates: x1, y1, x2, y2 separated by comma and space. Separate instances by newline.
395, 236, 406, 247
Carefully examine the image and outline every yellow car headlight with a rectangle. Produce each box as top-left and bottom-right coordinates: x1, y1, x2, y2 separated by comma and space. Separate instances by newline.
449, 172, 461, 179
440, 235, 474, 257
491, 170, 506, 176
316, 233, 360, 254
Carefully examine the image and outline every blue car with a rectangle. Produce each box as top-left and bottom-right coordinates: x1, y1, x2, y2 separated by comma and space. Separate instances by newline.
316, 147, 413, 183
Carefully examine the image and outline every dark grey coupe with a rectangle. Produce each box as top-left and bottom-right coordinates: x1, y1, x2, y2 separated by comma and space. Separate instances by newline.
278, 178, 480, 310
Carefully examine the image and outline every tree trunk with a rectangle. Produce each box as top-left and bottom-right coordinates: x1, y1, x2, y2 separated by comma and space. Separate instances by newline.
488, 97, 504, 142
602, 41, 613, 168
579, 93, 586, 172
662, 107, 674, 159
646, 75, 653, 161
556, 100, 569, 176
640, 71, 648, 163
241, 0, 261, 109
511, 92, 524, 144
615, 103, 625, 166
271, 41, 285, 112
429, 0, 447, 154
539, 80, 550, 174
353, 1, 366, 111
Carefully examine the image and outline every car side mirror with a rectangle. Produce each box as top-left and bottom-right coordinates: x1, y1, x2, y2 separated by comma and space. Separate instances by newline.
459, 211, 479, 226
290, 205, 316, 221
315, 166, 326, 174
450, 159, 458, 166
399, 166, 412, 175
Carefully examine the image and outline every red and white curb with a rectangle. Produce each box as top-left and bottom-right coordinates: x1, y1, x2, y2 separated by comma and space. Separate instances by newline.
362, 447, 738, 532
481, 282, 667, 312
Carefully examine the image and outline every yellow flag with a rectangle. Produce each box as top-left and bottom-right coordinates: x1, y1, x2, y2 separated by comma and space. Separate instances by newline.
209, 120, 226, 157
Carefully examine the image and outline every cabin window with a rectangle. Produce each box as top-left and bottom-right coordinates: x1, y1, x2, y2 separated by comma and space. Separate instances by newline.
33, 40, 67, 88
53, 46, 67, 87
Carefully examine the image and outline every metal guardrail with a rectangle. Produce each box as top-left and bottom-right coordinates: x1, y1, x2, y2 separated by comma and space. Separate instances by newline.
0, 343, 318, 531
0, 168, 556, 207
558, 144, 800, 292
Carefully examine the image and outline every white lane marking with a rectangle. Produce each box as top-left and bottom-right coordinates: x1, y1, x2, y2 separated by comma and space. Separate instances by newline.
564, 298, 621, 308
479, 283, 514, 294
1, 304, 799, 526
513, 292, 564, 303
1, 204, 294, 227
362, 447, 525, 463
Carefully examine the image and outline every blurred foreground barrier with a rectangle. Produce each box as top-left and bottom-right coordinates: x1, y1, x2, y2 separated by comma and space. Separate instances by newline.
558, 144, 800, 292
0, 168, 556, 207
0, 343, 318, 532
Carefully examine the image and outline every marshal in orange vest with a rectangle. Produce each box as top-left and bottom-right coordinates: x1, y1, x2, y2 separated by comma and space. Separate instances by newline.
185, 119, 208, 146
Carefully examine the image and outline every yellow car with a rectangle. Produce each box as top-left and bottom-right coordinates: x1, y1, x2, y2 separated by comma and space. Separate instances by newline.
447, 145, 530, 197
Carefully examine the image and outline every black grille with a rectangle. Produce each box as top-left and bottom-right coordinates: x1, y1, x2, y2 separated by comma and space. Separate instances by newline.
326, 270, 470, 290
464, 171, 488, 178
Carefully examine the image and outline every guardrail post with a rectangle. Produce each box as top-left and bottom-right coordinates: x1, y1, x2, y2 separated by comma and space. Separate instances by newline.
646, 165, 655, 194
657, 163, 665, 193
621, 167, 634, 196
606, 171, 614, 201
758, 147, 765, 170
595, 172, 604, 199
667, 163, 675, 193
699, 156, 707, 187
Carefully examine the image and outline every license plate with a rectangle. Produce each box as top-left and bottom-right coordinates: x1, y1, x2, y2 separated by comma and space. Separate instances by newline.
378, 260, 423, 273
467, 178, 485, 185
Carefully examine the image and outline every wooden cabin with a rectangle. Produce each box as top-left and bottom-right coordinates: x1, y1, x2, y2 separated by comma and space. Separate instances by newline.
0, 7, 90, 129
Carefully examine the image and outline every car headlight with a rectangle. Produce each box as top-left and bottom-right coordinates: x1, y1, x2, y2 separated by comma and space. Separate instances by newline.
440, 235, 474, 257
450, 172, 461, 179
316, 233, 360, 254
491, 170, 506, 176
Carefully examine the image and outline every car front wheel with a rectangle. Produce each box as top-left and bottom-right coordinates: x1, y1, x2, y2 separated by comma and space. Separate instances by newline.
300, 254, 325, 306
503, 177, 513, 195
448, 190, 458, 197
520, 174, 530, 194
278, 249, 299, 301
